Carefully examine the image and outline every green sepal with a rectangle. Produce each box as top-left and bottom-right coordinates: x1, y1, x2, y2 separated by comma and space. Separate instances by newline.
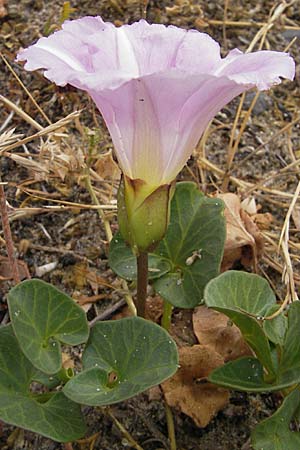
117, 175, 174, 254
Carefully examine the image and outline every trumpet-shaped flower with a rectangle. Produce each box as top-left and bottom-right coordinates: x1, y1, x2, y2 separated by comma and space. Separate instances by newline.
17, 17, 295, 251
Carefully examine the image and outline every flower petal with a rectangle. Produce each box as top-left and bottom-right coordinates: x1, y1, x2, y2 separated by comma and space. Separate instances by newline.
91, 72, 247, 185
17, 16, 296, 188
214, 49, 295, 90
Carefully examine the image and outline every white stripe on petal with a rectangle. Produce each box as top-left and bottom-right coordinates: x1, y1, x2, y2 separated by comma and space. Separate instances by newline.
36, 40, 86, 72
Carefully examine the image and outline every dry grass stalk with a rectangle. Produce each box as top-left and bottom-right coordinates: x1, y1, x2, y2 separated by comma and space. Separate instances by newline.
0, 111, 81, 155
0, 95, 43, 131
0, 183, 21, 284
1, 53, 52, 125
207, 19, 300, 30
221, 0, 294, 190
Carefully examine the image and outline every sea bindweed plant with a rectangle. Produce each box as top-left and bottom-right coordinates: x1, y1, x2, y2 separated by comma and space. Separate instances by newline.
17, 16, 295, 316
0, 14, 297, 449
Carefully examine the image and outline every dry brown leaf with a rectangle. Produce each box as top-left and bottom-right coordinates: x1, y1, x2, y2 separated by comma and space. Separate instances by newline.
0, 0, 7, 18
192, 306, 251, 362
0, 255, 30, 281
291, 207, 300, 230
113, 295, 164, 322
62, 352, 74, 370
161, 345, 229, 428
94, 150, 121, 180
252, 212, 273, 230
218, 193, 264, 271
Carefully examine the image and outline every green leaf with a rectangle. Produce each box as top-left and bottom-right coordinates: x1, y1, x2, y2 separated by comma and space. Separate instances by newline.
109, 232, 172, 280
204, 271, 276, 315
263, 305, 287, 346
277, 302, 300, 386
109, 182, 226, 308
153, 183, 225, 308
252, 388, 300, 450
0, 324, 86, 442
209, 357, 294, 392
63, 316, 178, 405
8, 279, 89, 374
204, 271, 276, 375
210, 303, 300, 392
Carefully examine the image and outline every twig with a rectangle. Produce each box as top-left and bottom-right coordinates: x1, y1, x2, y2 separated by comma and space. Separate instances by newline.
222, 0, 292, 189
233, 115, 300, 171
207, 19, 300, 30
0, 184, 20, 284
89, 299, 126, 326
1, 53, 52, 125
0, 111, 81, 154
0, 95, 43, 131
83, 167, 136, 316
106, 408, 144, 450
84, 167, 113, 242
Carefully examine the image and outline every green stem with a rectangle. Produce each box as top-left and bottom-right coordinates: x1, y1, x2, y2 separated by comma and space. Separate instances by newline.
136, 252, 148, 317
84, 166, 136, 316
165, 403, 177, 450
161, 300, 176, 449
84, 166, 112, 242
161, 300, 173, 331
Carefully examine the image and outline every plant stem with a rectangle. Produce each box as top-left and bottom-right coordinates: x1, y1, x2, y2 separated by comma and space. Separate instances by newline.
84, 167, 136, 315
165, 403, 177, 450
64, 443, 74, 450
161, 300, 176, 449
84, 167, 112, 242
161, 300, 173, 331
0, 183, 20, 284
136, 252, 148, 317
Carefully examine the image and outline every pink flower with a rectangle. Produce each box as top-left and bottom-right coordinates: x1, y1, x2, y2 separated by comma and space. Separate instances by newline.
17, 16, 295, 191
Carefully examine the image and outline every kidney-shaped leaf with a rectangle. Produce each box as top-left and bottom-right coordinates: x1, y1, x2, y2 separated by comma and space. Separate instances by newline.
252, 388, 300, 450
204, 271, 276, 315
8, 279, 89, 374
0, 324, 86, 442
63, 316, 178, 405
154, 182, 225, 308
204, 271, 276, 376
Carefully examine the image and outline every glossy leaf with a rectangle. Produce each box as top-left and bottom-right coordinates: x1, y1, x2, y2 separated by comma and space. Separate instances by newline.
109, 182, 226, 308
8, 279, 89, 374
209, 356, 294, 392
263, 305, 287, 346
0, 325, 86, 442
204, 271, 276, 375
63, 316, 178, 405
252, 388, 300, 450
277, 302, 300, 385
204, 271, 276, 315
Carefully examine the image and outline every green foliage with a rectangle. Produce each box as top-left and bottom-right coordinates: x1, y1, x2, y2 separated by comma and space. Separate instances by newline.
109, 182, 226, 308
0, 325, 86, 442
204, 271, 276, 376
109, 232, 171, 280
63, 316, 178, 405
8, 279, 89, 374
263, 305, 288, 346
206, 272, 300, 393
252, 388, 300, 450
